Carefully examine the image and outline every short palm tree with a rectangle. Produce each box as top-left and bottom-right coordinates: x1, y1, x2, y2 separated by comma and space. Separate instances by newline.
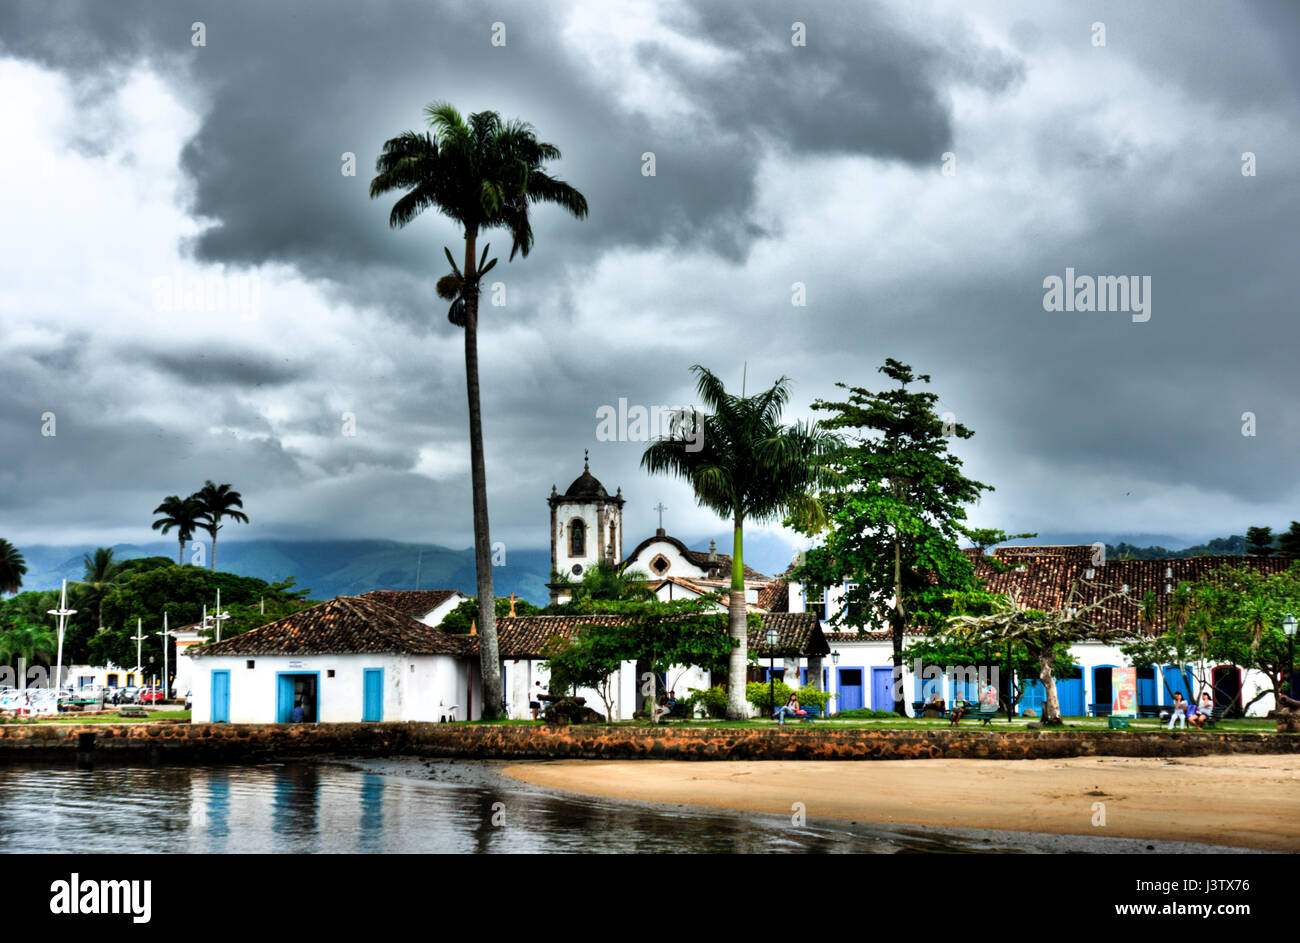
193, 481, 249, 571
152, 494, 204, 565
370, 102, 588, 718
562, 559, 656, 604
642, 366, 840, 719
0, 539, 26, 595
78, 547, 120, 632
0, 621, 56, 685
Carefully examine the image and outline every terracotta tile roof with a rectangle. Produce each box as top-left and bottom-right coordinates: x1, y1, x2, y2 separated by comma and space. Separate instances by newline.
648, 576, 769, 612
495, 612, 829, 659
813, 548, 1295, 640
189, 595, 474, 657
353, 590, 461, 621
755, 612, 830, 656
757, 579, 789, 613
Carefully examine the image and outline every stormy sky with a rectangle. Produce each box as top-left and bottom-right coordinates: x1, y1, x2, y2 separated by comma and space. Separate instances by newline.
1, 0, 1297, 561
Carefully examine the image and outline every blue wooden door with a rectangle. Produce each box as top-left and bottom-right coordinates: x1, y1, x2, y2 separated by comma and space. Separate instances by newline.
1137, 669, 1157, 707
871, 667, 894, 710
1020, 680, 1045, 715
276, 674, 295, 723
363, 668, 383, 722
1161, 665, 1191, 703
837, 668, 864, 711
211, 670, 230, 723
1057, 673, 1084, 716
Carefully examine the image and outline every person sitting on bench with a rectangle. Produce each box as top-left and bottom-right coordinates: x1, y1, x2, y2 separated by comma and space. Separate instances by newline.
1167, 692, 1189, 730
773, 693, 806, 725
652, 691, 672, 721
949, 700, 969, 725
924, 690, 946, 716
1189, 692, 1213, 728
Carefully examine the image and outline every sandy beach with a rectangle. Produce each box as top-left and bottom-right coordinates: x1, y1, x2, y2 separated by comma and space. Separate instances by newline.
505, 754, 1300, 851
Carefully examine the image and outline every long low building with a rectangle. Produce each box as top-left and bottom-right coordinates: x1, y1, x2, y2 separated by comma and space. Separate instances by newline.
188, 590, 829, 723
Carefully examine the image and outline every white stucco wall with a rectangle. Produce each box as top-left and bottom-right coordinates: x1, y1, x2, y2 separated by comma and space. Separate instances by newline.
626, 539, 706, 580
190, 653, 477, 723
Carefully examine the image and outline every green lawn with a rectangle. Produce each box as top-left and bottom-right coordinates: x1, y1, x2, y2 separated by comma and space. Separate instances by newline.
28, 710, 192, 725
466, 716, 1285, 732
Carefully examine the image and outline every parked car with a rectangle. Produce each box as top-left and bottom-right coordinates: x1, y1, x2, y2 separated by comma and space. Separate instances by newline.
121, 686, 142, 704
184, 691, 192, 710
140, 688, 165, 704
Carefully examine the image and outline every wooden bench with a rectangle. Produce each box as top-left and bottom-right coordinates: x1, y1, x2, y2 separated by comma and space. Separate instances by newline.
950, 702, 999, 726
1088, 702, 1112, 717
1200, 705, 1229, 729
663, 702, 693, 721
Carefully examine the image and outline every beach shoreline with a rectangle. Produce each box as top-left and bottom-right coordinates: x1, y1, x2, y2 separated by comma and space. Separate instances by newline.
503, 754, 1300, 852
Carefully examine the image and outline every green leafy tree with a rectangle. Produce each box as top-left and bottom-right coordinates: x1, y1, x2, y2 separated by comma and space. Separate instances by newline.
1245, 526, 1276, 556
1278, 522, 1300, 559
370, 102, 588, 719
152, 495, 205, 564
793, 360, 991, 715
0, 539, 27, 595
642, 365, 837, 720
542, 596, 739, 723
547, 559, 656, 610
193, 481, 249, 571
945, 583, 1137, 726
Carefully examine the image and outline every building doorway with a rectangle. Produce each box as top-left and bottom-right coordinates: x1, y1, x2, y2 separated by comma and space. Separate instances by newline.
1212, 665, 1242, 717
837, 668, 864, 711
276, 672, 320, 723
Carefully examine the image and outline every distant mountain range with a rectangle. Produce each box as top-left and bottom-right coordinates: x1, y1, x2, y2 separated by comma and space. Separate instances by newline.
11, 532, 1255, 604
15, 540, 554, 605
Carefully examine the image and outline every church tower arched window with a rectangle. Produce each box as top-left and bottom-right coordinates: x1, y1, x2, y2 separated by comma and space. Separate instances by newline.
569, 519, 586, 557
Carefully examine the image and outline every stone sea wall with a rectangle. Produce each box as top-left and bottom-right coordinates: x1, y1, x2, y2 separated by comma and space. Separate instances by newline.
0, 721, 1297, 762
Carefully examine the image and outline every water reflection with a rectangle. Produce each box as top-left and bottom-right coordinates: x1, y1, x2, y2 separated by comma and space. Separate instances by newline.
0, 759, 1229, 854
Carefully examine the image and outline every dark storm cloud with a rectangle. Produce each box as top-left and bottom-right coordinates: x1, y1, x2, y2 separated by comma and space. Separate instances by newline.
131, 346, 310, 388
0, 0, 1011, 285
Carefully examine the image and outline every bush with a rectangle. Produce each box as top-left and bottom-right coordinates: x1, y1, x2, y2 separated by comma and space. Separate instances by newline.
746, 681, 833, 715
685, 685, 728, 718
831, 707, 900, 719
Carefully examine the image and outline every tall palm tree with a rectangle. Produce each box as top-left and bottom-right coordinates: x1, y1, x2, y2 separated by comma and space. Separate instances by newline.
370, 102, 588, 719
152, 494, 204, 565
78, 547, 120, 632
193, 481, 249, 571
0, 539, 26, 595
642, 366, 839, 719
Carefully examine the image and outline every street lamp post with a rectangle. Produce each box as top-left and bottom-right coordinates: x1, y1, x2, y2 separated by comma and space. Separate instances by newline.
212, 589, 231, 643
132, 618, 147, 686
46, 579, 77, 704
766, 627, 779, 719
1284, 613, 1297, 700
156, 611, 170, 701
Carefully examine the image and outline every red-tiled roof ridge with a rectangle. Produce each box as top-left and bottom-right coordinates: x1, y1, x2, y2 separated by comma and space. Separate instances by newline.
353, 589, 460, 620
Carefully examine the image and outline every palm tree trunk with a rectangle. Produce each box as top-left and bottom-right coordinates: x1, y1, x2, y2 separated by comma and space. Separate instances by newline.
210, 530, 217, 570
892, 534, 907, 715
178, 538, 184, 566
462, 225, 502, 719
725, 510, 748, 720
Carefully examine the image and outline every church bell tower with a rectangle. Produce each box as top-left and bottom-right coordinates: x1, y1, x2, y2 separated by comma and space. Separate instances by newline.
548, 451, 624, 603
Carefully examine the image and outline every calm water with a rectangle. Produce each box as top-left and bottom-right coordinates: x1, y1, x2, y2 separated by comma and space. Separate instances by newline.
0, 758, 1253, 854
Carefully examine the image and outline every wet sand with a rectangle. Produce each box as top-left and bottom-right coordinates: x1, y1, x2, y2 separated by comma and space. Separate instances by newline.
504, 754, 1300, 851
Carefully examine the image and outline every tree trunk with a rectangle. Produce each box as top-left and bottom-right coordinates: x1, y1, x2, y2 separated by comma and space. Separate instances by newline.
1040, 653, 1063, 726
210, 532, 217, 571
725, 510, 749, 720
463, 225, 502, 719
892, 534, 907, 715
17, 656, 25, 693
178, 537, 185, 566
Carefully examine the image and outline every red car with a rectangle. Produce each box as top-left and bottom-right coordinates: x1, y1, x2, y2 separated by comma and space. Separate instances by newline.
140, 688, 166, 704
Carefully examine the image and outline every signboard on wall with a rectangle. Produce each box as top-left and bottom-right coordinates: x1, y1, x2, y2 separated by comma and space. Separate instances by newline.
1112, 666, 1137, 717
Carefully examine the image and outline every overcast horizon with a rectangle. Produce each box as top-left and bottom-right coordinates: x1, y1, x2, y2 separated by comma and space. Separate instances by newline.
2, 1, 1298, 564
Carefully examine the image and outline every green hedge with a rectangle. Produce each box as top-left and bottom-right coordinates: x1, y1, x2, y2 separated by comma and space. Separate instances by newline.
747, 681, 834, 714
831, 707, 900, 719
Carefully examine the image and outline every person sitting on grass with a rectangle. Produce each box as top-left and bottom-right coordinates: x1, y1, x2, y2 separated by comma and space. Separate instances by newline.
1167, 692, 1189, 730
773, 693, 806, 725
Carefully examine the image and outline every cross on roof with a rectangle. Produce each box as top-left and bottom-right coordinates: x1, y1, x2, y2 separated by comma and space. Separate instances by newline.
653, 502, 667, 529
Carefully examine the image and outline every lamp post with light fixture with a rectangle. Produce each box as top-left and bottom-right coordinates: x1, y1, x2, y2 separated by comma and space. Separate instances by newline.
47, 579, 77, 703
766, 627, 779, 718
830, 650, 840, 714
1285, 614, 1297, 700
